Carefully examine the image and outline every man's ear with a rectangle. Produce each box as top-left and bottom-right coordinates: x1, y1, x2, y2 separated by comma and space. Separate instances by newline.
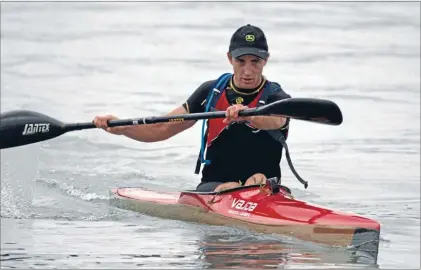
227, 52, 233, 65
264, 53, 270, 65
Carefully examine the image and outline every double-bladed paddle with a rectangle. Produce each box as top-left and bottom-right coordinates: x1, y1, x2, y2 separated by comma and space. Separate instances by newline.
0, 98, 343, 150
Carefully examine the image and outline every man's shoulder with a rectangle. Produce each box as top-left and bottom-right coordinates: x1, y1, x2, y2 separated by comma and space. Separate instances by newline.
197, 73, 232, 93
266, 80, 291, 99
198, 79, 217, 92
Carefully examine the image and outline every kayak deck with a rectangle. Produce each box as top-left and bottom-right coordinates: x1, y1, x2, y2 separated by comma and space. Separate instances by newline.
110, 184, 380, 263
114, 188, 179, 204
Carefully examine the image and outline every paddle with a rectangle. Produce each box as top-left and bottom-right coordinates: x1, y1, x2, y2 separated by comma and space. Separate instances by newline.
0, 98, 343, 150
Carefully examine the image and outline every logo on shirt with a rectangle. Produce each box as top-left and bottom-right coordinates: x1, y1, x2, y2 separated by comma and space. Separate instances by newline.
235, 97, 244, 104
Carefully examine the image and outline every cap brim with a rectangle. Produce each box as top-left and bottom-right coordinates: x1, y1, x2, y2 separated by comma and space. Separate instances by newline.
230, 47, 269, 59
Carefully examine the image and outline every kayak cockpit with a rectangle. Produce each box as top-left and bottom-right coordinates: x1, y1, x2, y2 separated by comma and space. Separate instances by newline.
180, 177, 292, 196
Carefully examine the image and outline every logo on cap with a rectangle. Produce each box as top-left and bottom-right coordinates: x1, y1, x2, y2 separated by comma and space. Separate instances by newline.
245, 34, 255, 42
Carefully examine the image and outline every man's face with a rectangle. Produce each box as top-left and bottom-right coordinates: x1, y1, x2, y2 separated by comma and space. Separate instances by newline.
228, 54, 268, 89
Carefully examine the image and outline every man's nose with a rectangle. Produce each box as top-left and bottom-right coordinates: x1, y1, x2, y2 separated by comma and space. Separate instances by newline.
243, 64, 253, 75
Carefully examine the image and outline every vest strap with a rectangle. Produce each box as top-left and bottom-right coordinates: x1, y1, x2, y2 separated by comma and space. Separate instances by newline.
195, 73, 231, 174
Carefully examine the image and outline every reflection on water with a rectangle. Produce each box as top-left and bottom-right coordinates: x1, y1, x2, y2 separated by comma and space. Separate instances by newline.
197, 233, 376, 269
199, 238, 294, 269
1, 219, 380, 269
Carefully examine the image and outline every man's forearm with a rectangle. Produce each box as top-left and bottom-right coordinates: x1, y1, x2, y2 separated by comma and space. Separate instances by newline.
122, 120, 196, 143
118, 106, 195, 143
122, 123, 169, 142
247, 116, 287, 130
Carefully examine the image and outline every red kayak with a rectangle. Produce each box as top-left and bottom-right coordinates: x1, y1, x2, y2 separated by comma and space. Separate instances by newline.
110, 178, 380, 263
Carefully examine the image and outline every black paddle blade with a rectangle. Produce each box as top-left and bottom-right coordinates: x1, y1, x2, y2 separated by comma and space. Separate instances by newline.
0, 110, 66, 149
258, 98, 343, 126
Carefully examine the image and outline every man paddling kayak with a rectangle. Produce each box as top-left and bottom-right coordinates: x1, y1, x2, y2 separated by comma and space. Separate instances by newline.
93, 24, 291, 192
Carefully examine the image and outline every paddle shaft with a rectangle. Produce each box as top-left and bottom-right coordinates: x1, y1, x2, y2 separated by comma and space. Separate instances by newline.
64, 109, 260, 132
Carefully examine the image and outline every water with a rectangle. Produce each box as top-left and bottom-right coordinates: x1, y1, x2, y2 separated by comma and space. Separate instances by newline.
1, 2, 420, 269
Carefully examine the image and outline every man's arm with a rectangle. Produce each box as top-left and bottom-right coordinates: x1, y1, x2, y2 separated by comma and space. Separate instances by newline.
93, 80, 214, 142
128, 80, 214, 142
247, 115, 287, 130
244, 90, 291, 130
122, 106, 196, 143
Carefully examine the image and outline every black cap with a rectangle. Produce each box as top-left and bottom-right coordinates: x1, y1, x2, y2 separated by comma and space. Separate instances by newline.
229, 24, 269, 59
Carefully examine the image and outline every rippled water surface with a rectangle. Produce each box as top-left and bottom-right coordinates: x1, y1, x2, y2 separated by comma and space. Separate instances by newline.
1, 2, 420, 269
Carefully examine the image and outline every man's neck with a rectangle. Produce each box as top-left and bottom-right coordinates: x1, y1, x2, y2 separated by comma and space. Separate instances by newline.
231, 75, 265, 94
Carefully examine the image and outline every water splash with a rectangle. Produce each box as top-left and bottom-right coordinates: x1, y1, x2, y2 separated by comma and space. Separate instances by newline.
1, 144, 40, 219
35, 177, 108, 202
